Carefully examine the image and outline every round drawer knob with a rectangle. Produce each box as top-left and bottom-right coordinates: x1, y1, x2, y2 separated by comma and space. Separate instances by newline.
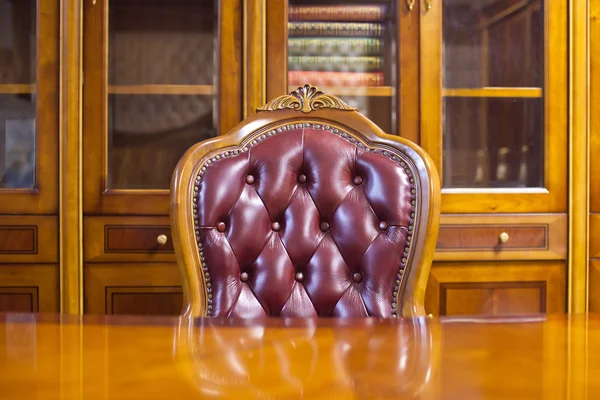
157, 234, 168, 245
498, 232, 509, 244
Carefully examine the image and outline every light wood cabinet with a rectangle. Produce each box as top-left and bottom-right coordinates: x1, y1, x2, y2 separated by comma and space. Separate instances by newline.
426, 261, 566, 316
0, 0, 59, 313
588, 0, 600, 313
0, 0, 591, 316
422, 0, 568, 315
80, 0, 242, 315
263, 0, 568, 316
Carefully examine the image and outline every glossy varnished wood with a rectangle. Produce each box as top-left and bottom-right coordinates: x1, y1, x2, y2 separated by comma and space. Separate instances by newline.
0, 216, 58, 263
425, 261, 566, 316
84, 216, 174, 263
0, 266, 59, 313
82, 0, 243, 215
435, 214, 567, 261
265, 0, 287, 101
3, 313, 600, 398
420, 0, 568, 213
84, 263, 182, 315
0, 0, 60, 214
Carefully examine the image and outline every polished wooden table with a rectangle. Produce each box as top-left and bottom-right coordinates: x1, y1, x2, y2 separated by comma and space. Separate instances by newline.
0, 313, 597, 399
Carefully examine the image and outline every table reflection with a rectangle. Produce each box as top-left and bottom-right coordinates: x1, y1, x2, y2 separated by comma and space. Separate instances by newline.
175, 317, 440, 399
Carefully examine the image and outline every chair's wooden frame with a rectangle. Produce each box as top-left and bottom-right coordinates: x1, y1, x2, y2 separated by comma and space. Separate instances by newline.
170, 85, 441, 318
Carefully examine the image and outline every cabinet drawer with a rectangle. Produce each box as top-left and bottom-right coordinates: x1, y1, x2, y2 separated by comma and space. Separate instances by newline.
0, 216, 58, 263
434, 214, 567, 261
84, 263, 182, 315
0, 264, 59, 313
84, 217, 175, 262
425, 261, 566, 317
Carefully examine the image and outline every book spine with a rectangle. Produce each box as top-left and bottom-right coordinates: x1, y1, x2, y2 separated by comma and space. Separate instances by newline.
288, 22, 384, 38
288, 56, 384, 72
288, 5, 386, 22
288, 71, 385, 87
288, 38, 383, 56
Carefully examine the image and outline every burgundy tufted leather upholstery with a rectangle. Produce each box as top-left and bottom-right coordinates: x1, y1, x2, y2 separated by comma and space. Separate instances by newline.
171, 87, 440, 319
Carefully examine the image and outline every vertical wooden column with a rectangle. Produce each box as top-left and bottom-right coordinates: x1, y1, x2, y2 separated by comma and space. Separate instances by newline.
569, 0, 590, 313
59, 0, 83, 314
265, 0, 287, 101
398, 0, 420, 143
419, 0, 442, 175
244, 0, 266, 117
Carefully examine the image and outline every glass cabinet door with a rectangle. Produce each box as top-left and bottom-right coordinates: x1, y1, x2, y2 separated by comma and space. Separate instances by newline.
421, 0, 567, 213
83, 0, 242, 214
266, 0, 419, 140
0, 0, 58, 213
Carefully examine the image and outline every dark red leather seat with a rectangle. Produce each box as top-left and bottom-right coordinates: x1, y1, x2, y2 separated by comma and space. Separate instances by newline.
171, 85, 440, 318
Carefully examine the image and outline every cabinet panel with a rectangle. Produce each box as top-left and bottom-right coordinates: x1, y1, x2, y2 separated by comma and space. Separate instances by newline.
425, 261, 566, 316
589, 260, 600, 313
0, 216, 58, 263
435, 214, 566, 261
0, 0, 59, 213
421, 0, 567, 213
83, 0, 242, 215
0, 265, 59, 313
84, 217, 174, 262
108, 288, 183, 316
589, 214, 600, 258
84, 263, 182, 315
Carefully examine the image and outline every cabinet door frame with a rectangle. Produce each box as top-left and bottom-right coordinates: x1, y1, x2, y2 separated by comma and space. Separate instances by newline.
82, 0, 242, 215
0, 0, 59, 214
420, 0, 568, 213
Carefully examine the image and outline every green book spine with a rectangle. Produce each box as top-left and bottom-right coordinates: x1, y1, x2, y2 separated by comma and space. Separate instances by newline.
288, 56, 384, 72
288, 38, 383, 56
288, 22, 384, 38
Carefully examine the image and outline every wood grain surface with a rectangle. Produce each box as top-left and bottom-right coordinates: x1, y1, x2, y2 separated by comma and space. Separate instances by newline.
0, 313, 598, 398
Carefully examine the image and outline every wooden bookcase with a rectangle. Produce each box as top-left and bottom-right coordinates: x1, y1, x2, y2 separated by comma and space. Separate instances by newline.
0, 0, 60, 313
0, 0, 590, 316
266, 0, 568, 317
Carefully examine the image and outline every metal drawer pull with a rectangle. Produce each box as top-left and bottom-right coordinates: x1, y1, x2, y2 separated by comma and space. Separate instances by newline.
157, 234, 168, 245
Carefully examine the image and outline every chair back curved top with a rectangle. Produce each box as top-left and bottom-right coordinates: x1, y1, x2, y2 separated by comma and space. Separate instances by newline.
170, 85, 440, 318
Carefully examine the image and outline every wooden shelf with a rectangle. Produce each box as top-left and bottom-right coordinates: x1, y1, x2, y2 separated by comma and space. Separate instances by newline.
107, 85, 215, 95
443, 87, 542, 98
0, 84, 35, 94
288, 86, 393, 97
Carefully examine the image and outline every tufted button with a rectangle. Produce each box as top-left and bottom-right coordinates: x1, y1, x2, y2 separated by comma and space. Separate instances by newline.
353, 272, 363, 283
216, 221, 227, 232
240, 272, 249, 282
295, 272, 304, 282
245, 175, 255, 184
379, 221, 388, 231
297, 174, 307, 184
320, 221, 330, 232
271, 222, 281, 232
353, 176, 363, 185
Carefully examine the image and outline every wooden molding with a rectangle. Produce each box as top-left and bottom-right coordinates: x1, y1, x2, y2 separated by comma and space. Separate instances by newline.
569, 0, 590, 313
59, 0, 84, 314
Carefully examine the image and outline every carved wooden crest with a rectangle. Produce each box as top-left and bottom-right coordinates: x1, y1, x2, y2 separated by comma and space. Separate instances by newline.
257, 84, 358, 113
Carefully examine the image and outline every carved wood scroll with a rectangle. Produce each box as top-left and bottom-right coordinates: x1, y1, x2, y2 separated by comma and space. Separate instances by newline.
257, 84, 358, 113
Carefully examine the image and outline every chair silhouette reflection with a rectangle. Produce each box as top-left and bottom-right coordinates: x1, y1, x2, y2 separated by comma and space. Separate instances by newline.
175, 317, 440, 399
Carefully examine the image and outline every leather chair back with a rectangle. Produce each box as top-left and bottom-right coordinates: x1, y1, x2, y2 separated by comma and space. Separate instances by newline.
171, 85, 440, 318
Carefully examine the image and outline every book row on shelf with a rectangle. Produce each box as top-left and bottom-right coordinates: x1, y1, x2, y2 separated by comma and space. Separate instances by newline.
287, 4, 388, 89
